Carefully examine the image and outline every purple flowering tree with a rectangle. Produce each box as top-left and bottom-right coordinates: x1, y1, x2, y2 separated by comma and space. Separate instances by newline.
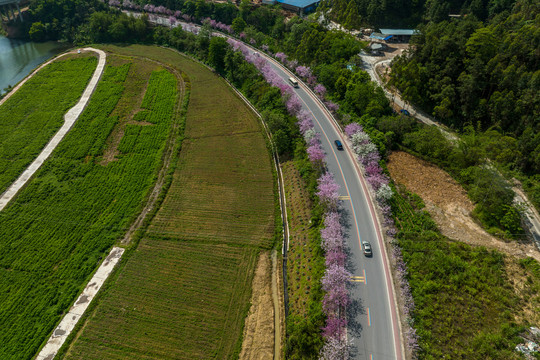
325, 101, 340, 114
295, 65, 312, 78
275, 52, 288, 63
317, 173, 340, 209
286, 95, 302, 115
314, 83, 327, 98
344, 123, 363, 137
320, 212, 343, 252
307, 143, 325, 164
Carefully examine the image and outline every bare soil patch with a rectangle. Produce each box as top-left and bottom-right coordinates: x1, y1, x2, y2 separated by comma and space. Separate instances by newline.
504, 259, 540, 325
240, 251, 275, 360
387, 151, 540, 262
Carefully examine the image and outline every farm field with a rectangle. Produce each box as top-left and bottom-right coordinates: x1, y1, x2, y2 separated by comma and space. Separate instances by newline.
62, 45, 276, 359
0, 55, 97, 194
0, 53, 181, 359
281, 161, 322, 317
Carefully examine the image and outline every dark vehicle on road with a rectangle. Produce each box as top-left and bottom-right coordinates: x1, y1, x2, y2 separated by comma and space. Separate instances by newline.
400, 109, 410, 116
334, 140, 343, 150
362, 241, 372, 257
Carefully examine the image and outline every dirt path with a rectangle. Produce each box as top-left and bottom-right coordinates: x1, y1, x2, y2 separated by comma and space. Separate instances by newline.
387, 151, 540, 262
0, 47, 106, 212
271, 250, 282, 359
35, 247, 124, 360
240, 251, 275, 360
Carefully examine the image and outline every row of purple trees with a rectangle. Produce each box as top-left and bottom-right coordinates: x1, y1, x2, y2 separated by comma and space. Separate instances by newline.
270, 52, 341, 116
226, 36, 352, 358
299, 112, 350, 359
103, 4, 414, 353
344, 123, 420, 355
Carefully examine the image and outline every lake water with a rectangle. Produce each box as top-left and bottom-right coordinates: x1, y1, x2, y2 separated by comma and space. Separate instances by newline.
0, 35, 68, 95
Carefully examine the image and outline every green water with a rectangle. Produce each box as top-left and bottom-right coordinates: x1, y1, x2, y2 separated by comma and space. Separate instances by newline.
0, 35, 68, 95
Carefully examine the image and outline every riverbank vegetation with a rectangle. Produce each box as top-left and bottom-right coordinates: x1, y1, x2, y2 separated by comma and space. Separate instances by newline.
0, 54, 180, 359
0, 55, 97, 194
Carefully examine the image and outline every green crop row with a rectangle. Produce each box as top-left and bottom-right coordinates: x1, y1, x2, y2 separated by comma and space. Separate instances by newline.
0, 56, 97, 194
0, 60, 178, 359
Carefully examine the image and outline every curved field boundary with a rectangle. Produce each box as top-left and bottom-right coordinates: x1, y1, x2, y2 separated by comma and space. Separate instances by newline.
36, 54, 186, 360
35, 247, 124, 360
0, 47, 106, 212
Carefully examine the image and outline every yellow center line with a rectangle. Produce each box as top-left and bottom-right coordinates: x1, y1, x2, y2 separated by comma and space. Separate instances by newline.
364, 268, 367, 285
338, 195, 350, 200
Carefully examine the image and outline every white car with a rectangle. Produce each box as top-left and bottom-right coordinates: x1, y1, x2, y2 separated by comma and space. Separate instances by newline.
362, 241, 372, 257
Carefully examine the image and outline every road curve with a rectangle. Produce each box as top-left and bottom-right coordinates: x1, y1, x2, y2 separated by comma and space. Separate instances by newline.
0, 48, 106, 212
128, 13, 404, 358
262, 56, 404, 360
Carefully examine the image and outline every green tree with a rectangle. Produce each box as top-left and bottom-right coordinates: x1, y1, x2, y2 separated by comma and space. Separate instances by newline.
29, 21, 46, 42
232, 17, 247, 33
208, 37, 228, 74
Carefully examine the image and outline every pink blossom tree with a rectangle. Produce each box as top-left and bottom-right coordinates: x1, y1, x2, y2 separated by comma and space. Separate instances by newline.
307, 143, 325, 164
325, 101, 340, 114
344, 123, 363, 137
317, 173, 340, 209
314, 83, 327, 98
286, 95, 302, 115
295, 65, 312, 78
297, 112, 314, 135
275, 52, 288, 63
320, 212, 343, 252
320, 335, 350, 360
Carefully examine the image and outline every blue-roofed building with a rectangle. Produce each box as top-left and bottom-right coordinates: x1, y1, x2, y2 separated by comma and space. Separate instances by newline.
370, 32, 393, 41
274, 0, 320, 14
378, 29, 419, 42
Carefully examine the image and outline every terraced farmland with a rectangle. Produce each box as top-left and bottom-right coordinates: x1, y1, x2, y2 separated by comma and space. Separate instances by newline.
62, 45, 276, 359
0, 55, 97, 194
0, 54, 181, 359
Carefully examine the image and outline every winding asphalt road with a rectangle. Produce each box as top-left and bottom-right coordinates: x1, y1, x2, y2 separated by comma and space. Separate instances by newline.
129, 12, 404, 358
263, 58, 404, 359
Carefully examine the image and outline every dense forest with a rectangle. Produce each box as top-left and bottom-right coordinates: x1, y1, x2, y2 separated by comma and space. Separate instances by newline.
317, 0, 517, 28
390, 1, 539, 173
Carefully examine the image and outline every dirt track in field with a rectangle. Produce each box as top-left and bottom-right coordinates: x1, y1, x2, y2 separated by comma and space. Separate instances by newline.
240, 251, 275, 360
